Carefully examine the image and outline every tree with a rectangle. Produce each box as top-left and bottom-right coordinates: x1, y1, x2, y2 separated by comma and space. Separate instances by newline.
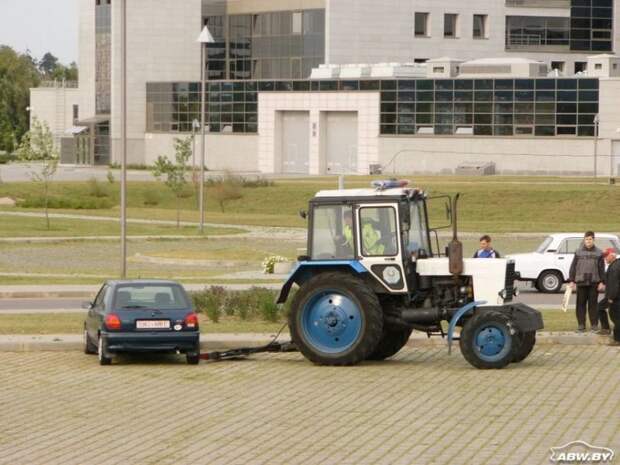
39, 52, 59, 77
0, 46, 41, 153
152, 137, 192, 229
16, 117, 59, 229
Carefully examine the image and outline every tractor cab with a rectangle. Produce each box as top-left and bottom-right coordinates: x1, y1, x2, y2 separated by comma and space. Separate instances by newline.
307, 183, 430, 294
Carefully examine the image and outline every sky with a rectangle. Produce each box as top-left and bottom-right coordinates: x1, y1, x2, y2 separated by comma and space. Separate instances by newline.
0, 0, 78, 64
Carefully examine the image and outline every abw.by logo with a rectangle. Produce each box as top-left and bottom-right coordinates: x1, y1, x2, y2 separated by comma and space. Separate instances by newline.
550, 441, 614, 463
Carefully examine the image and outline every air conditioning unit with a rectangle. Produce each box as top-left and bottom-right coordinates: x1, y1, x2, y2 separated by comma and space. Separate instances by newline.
455, 161, 496, 176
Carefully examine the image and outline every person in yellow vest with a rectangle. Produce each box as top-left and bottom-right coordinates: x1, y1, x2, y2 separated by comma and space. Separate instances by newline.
342, 211, 385, 255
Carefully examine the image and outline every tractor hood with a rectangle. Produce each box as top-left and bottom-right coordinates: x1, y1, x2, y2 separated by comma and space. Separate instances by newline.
417, 258, 513, 307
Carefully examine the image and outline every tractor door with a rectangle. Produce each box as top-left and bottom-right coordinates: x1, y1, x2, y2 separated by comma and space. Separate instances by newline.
356, 204, 407, 293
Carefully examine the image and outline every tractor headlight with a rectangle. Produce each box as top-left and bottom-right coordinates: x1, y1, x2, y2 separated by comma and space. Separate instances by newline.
382, 266, 401, 285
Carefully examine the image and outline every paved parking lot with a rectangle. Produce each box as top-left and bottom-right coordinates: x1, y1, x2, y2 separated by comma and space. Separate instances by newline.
0, 345, 619, 465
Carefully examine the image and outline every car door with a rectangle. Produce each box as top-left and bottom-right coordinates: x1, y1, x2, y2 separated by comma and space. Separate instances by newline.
556, 238, 583, 280
87, 284, 108, 340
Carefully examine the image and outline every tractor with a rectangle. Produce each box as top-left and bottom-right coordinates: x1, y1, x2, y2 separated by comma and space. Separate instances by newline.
276, 181, 544, 369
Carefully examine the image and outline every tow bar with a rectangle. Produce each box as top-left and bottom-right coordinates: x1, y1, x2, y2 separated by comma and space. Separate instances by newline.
199, 341, 297, 361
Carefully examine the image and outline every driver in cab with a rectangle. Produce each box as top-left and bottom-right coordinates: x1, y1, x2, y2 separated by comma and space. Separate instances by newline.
342, 210, 385, 256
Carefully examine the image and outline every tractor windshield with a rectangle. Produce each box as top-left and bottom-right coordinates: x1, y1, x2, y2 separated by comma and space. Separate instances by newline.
407, 200, 431, 256
311, 205, 355, 260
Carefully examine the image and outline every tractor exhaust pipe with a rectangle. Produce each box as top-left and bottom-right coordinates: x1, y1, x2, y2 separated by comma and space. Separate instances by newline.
447, 193, 463, 276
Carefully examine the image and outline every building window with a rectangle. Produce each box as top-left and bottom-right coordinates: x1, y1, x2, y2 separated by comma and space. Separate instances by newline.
414, 58, 429, 63
595, 63, 603, 70
444, 14, 458, 38
506, 16, 569, 49
473, 14, 487, 39
73, 105, 79, 122
551, 61, 565, 73
414, 13, 429, 37
575, 62, 587, 73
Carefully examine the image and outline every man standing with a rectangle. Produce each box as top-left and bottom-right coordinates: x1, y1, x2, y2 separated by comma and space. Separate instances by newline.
597, 248, 620, 344
569, 231, 605, 333
473, 235, 500, 258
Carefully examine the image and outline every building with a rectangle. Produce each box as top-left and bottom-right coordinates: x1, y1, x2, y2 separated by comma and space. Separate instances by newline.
30, 0, 620, 176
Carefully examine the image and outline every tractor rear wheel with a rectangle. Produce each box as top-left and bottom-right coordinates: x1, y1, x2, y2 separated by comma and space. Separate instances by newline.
512, 331, 536, 363
289, 272, 383, 366
459, 311, 519, 369
366, 327, 412, 361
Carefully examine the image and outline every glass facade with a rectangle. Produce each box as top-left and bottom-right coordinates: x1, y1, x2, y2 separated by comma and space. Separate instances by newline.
570, 0, 613, 51
146, 78, 599, 137
203, 9, 325, 80
95, 0, 111, 114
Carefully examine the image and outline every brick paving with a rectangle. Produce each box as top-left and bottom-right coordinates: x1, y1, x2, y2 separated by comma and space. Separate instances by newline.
0, 345, 618, 465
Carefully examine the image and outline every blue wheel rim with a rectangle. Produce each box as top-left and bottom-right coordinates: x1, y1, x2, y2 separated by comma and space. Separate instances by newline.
473, 324, 511, 362
300, 289, 363, 354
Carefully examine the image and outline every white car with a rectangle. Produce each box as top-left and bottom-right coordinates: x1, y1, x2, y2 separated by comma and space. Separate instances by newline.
507, 233, 620, 293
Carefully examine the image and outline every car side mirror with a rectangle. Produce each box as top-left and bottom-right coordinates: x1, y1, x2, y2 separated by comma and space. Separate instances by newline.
81, 301, 93, 310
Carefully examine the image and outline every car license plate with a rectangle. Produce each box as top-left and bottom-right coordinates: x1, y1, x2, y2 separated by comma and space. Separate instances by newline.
136, 320, 170, 329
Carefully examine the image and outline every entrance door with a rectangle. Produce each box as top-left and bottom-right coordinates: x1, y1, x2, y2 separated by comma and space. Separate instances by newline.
281, 111, 310, 174
326, 112, 358, 174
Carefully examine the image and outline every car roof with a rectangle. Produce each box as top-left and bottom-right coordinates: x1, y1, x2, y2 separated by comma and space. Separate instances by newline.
105, 279, 183, 287
547, 233, 619, 240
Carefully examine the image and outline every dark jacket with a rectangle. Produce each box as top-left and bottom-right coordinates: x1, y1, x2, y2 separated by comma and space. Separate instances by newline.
569, 245, 605, 285
605, 258, 620, 302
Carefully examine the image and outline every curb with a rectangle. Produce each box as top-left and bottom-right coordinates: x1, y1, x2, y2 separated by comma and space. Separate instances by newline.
0, 332, 613, 353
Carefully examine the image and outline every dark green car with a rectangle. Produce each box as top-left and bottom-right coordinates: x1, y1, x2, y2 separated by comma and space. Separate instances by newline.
83, 280, 200, 365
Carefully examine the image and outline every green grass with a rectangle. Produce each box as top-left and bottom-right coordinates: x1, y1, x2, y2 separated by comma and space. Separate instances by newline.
0, 215, 243, 238
0, 313, 284, 335
0, 309, 578, 335
1, 176, 619, 232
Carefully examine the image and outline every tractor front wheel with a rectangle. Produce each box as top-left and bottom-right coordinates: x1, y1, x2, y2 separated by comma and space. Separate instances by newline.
459, 311, 519, 369
289, 272, 383, 366
512, 331, 536, 363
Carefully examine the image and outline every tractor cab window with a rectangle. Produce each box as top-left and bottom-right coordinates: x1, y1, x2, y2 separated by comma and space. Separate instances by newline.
359, 207, 398, 257
408, 201, 430, 256
311, 205, 355, 260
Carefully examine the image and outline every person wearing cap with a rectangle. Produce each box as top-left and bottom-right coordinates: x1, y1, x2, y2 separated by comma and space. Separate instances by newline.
568, 231, 606, 333
597, 248, 620, 344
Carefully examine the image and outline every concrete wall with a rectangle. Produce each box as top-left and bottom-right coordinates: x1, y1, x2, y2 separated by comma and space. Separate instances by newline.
225, 0, 324, 14
78, 0, 96, 120
109, 0, 203, 165
326, 0, 620, 73
29, 87, 81, 146
144, 133, 259, 171
377, 136, 600, 176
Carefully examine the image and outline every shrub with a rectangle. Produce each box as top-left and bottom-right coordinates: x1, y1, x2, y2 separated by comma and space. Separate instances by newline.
210, 178, 243, 212
106, 171, 115, 184
0, 153, 16, 164
259, 292, 280, 323
87, 177, 109, 198
17, 195, 114, 210
142, 190, 161, 206
190, 287, 282, 323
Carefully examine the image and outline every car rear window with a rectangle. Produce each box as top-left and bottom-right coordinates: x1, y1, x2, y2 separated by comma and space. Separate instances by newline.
113, 284, 189, 310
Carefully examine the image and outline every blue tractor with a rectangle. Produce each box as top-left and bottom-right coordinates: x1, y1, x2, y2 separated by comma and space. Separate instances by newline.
277, 182, 543, 369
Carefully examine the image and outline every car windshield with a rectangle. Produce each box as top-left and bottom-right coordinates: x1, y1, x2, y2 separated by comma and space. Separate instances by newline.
113, 284, 189, 310
536, 236, 553, 253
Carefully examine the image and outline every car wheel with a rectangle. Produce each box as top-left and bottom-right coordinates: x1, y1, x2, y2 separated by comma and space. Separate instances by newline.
537, 270, 563, 293
98, 335, 112, 366
84, 328, 97, 355
186, 344, 200, 365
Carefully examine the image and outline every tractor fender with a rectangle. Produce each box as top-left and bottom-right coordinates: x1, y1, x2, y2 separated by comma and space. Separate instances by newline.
276, 260, 369, 304
447, 302, 544, 354
447, 300, 487, 355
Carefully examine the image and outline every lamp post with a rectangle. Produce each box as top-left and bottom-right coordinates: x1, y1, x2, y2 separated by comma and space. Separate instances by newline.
120, 0, 128, 278
197, 26, 215, 234
191, 118, 200, 190
593, 114, 600, 182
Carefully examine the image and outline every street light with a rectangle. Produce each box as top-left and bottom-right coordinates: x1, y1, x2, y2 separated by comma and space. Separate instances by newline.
120, 0, 128, 278
197, 26, 215, 234
191, 118, 200, 190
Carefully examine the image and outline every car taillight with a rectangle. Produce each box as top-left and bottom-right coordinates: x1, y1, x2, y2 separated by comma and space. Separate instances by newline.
184, 313, 199, 330
104, 314, 122, 331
